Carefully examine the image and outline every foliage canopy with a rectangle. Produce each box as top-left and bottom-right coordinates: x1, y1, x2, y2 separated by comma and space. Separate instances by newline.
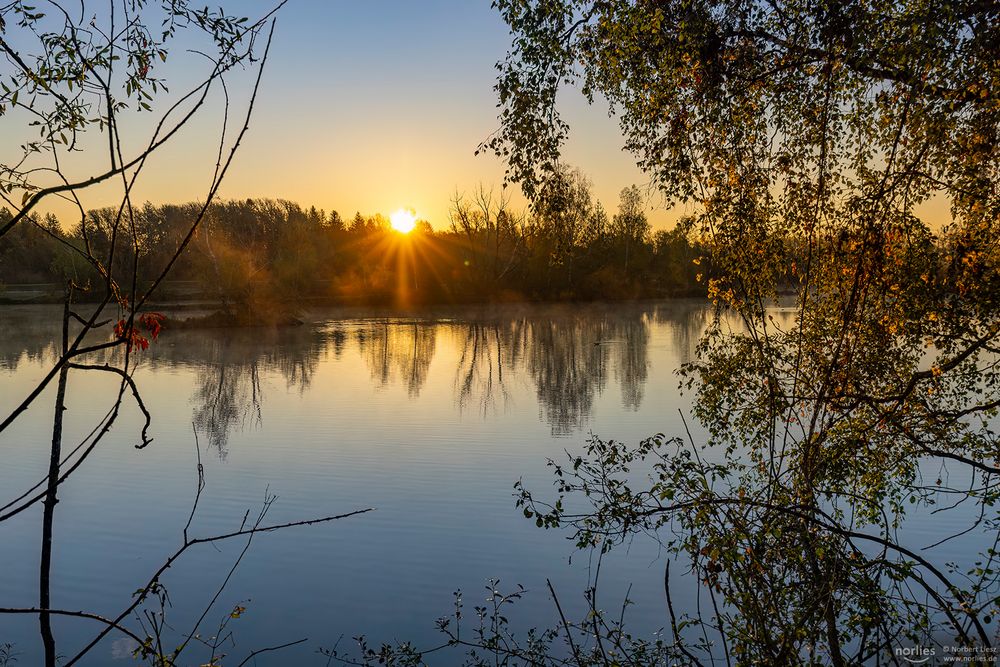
486, 0, 1000, 663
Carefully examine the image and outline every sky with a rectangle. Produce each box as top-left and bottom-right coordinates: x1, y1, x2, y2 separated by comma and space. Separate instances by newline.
4, 1, 680, 231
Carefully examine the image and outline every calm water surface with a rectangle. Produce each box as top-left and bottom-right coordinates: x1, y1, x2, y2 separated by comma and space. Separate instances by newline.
0, 301, 712, 665
0, 301, 990, 664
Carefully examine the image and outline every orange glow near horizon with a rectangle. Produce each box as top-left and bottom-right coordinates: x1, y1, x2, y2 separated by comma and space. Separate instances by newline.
390, 208, 417, 234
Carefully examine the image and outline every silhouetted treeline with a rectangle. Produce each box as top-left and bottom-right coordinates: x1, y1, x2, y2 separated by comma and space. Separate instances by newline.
0, 182, 706, 308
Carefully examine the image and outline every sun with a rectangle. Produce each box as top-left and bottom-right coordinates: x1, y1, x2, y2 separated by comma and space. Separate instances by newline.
390, 208, 417, 234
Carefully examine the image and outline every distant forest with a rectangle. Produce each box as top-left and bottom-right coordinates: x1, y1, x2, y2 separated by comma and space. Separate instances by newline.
0, 171, 706, 308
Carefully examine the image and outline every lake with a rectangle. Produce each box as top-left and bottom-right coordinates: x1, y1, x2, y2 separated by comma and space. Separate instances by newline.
1, 301, 992, 665
0, 301, 715, 665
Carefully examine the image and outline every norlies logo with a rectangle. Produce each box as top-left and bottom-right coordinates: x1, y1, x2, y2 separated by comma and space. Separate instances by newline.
894, 645, 936, 664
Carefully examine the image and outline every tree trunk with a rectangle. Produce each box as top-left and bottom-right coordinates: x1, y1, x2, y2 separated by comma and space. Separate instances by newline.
40, 293, 71, 667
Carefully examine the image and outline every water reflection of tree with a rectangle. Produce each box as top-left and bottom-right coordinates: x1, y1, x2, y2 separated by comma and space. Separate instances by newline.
523, 314, 609, 436
0, 307, 63, 371
516, 304, 707, 433
453, 323, 513, 417
654, 301, 713, 368
3, 303, 712, 443
165, 325, 338, 457
611, 314, 650, 411
177, 309, 662, 439
355, 321, 437, 397
191, 352, 261, 458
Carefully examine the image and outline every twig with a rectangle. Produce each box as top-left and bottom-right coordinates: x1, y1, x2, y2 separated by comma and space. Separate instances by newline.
67, 363, 153, 447
236, 637, 308, 667
0, 607, 147, 647
184, 424, 206, 544
546, 578, 582, 665
665, 562, 704, 666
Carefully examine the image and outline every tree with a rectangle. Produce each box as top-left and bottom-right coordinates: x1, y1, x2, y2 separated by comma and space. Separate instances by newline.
610, 185, 650, 277
652, 223, 702, 294
0, 3, 368, 665
449, 185, 526, 291
487, 0, 1000, 663
530, 165, 598, 290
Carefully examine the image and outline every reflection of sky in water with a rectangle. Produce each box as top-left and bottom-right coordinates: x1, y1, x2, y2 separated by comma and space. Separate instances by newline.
1, 302, 985, 664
